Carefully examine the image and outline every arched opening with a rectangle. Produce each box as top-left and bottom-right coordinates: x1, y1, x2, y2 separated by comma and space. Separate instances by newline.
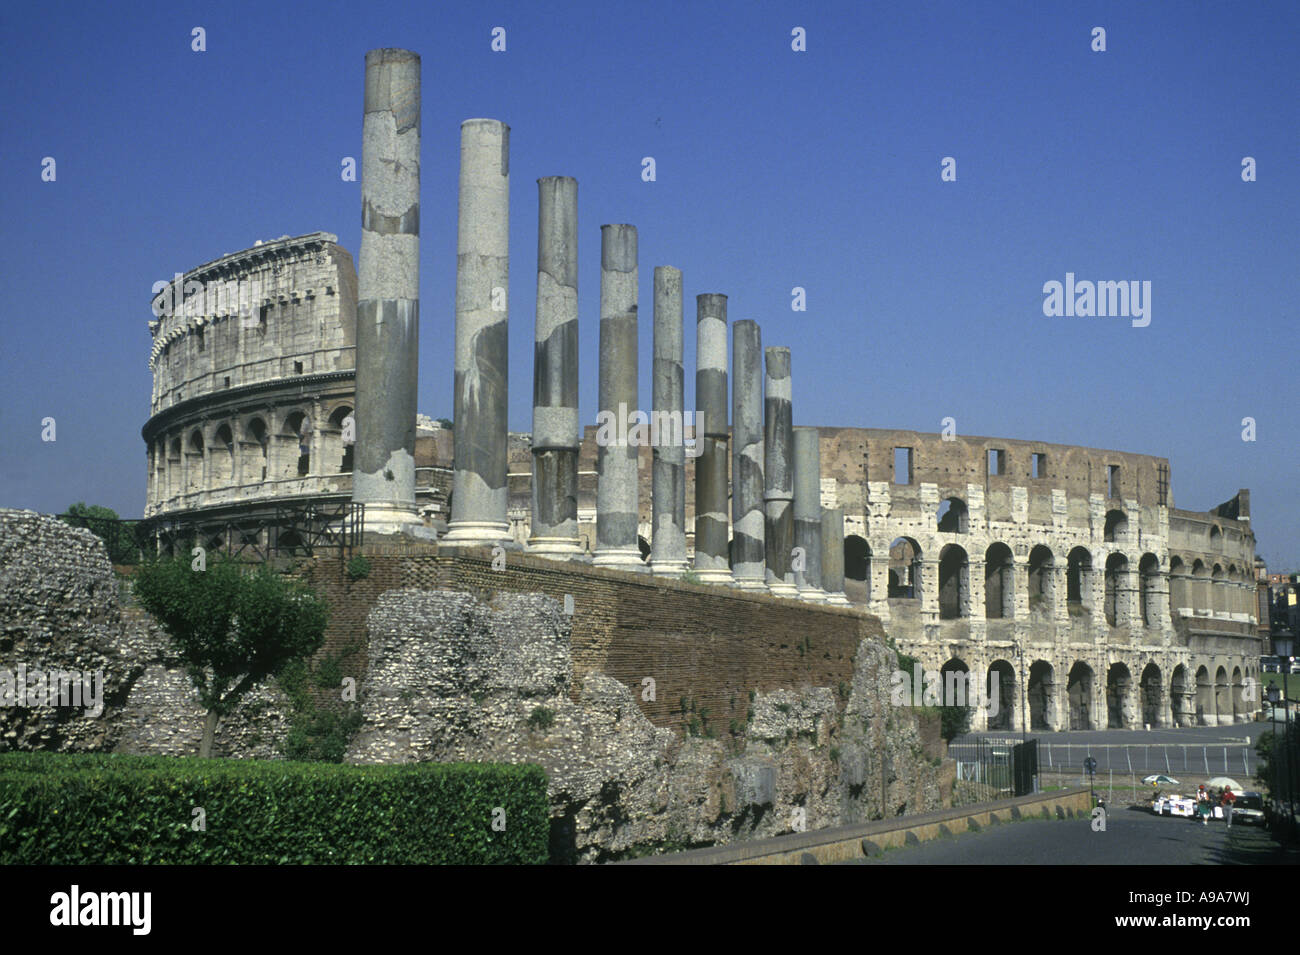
1028, 661, 1054, 730
247, 418, 269, 482
888, 537, 922, 599
282, 411, 311, 478
1104, 553, 1128, 626
1067, 546, 1092, 614
1231, 665, 1244, 723
1067, 662, 1094, 730
1168, 556, 1186, 612
1195, 666, 1212, 725
212, 423, 235, 487
940, 658, 972, 727
637, 535, 651, 562
1191, 559, 1208, 613
167, 437, 182, 498
1139, 553, 1159, 627
1214, 665, 1229, 725
1211, 564, 1226, 614
1171, 665, 1189, 727
936, 497, 968, 533
1140, 662, 1162, 728
1103, 509, 1128, 543
1027, 545, 1054, 616
843, 535, 870, 603
185, 429, 205, 494
987, 660, 1015, 730
327, 405, 354, 473
1106, 662, 1132, 728
1209, 524, 1223, 547
984, 542, 1014, 619
938, 544, 969, 619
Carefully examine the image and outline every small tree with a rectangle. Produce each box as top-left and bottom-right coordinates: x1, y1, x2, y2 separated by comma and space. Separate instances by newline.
132, 557, 328, 757
61, 502, 141, 564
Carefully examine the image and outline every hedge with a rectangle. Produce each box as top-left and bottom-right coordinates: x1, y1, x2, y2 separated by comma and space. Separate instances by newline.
0, 753, 549, 865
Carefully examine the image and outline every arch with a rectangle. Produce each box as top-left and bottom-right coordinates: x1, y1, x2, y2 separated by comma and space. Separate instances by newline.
246, 417, 269, 482
1103, 509, 1128, 543
940, 658, 972, 721
1214, 665, 1229, 725
1028, 660, 1054, 731
1171, 665, 1189, 727
1231, 665, 1244, 723
1106, 662, 1132, 728
987, 660, 1015, 730
1067, 662, 1094, 730
888, 537, 922, 599
185, 428, 205, 494
167, 436, 182, 498
1209, 524, 1223, 547
936, 497, 968, 533
282, 410, 311, 478
1191, 559, 1209, 613
843, 535, 870, 603
326, 404, 355, 474
1195, 665, 1212, 726
1104, 552, 1128, 626
211, 422, 235, 487
1027, 545, 1054, 615
1168, 555, 1187, 612
1137, 553, 1159, 627
1140, 662, 1162, 728
938, 544, 969, 619
984, 542, 1014, 619
1067, 546, 1092, 611
1211, 563, 1226, 614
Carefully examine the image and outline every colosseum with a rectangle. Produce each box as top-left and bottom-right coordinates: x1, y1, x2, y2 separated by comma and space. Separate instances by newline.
142, 230, 1263, 736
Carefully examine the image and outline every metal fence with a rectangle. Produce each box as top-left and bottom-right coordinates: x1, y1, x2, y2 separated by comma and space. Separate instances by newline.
950, 739, 1038, 806
57, 501, 364, 564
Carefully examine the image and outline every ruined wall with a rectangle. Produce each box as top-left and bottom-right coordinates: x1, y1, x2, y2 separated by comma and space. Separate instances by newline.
0, 510, 292, 757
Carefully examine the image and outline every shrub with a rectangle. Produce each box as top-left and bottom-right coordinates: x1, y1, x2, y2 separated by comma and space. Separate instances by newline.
0, 753, 548, 865
526, 707, 555, 731
346, 555, 371, 581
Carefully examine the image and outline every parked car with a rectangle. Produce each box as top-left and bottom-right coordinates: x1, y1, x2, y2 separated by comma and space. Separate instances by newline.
1231, 791, 1265, 826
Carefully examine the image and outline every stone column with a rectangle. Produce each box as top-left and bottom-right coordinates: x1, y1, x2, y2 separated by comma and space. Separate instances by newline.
650, 266, 688, 575
444, 118, 512, 549
693, 294, 732, 583
352, 49, 424, 536
527, 176, 581, 557
593, 224, 644, 569
764, 347, 798, 597
793, 426, 825, 602
729, 320, 765, 589
822, 506, 850, 605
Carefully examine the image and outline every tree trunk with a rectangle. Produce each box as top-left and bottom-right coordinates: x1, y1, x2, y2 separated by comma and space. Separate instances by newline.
201, 709, 219, 758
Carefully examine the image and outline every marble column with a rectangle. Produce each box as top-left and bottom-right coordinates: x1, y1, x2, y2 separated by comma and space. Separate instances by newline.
822, 505, 850, 605
352, 48, 424, 536
793, 426, 826, 602
693, 293, 732, 583
528, 176, 581, 556
764, 347, 798, 597
593, 224, 644, 569
650, 266, 688, 574
444, 118, 512, 549
729, 320, 765, 589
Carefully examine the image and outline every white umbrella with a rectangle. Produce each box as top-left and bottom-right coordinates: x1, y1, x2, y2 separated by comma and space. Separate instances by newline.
1205, 776, 1243, 791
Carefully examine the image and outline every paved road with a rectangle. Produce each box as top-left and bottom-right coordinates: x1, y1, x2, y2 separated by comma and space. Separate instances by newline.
842, 806, 1298, 865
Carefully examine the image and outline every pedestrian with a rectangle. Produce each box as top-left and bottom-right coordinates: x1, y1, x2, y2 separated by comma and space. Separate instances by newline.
1221, 787, 1236, 828
1197, 785, 1209, 826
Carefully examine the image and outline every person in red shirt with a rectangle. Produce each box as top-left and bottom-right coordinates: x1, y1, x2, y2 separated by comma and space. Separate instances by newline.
1221, 788, 1236, 827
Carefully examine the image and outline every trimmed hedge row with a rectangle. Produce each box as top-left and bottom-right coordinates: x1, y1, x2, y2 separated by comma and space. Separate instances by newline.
0, 753, 549, 865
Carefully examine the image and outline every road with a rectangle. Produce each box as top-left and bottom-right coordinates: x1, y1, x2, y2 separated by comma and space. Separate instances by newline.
841, 805, 1298, 865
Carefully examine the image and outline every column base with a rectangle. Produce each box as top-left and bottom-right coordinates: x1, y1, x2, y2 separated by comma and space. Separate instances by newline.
693, 566, 734, 584
527, 535, 584, 558
441, 520, 514, 550
650, 559, 690, 577
798, 586, 828, 604
358, 501, 431, 539
767, 581, 801, 598
729, 575, 768, 591
823, 592, 851, 606
593, 547, 648, 571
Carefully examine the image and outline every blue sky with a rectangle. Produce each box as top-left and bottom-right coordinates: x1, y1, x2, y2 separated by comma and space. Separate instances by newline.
1, 0, 1296, 566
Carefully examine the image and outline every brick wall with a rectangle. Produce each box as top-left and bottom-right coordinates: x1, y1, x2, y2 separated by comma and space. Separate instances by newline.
303, 544, 887, 740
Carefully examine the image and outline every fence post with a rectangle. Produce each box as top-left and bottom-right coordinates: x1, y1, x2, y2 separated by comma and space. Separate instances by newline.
1203, 747, 1209, 774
